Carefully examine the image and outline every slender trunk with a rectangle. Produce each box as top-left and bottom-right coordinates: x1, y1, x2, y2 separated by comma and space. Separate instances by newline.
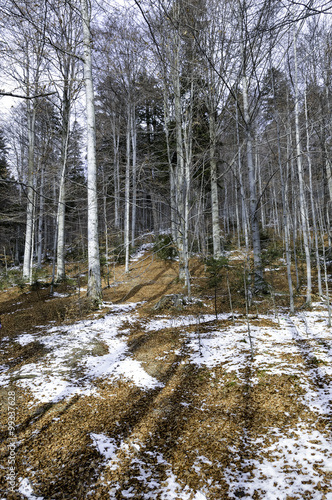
112, 119, 120, 228
242, 73, 263, 287
103, 169, 110, 287
29, 198, 36, 284
287, 110, 300, 290
56, 125, 70, 281
257, 152, 265, 230
80, 0, 102, 301
124, 103, 131, 273
271, 65, 294, 312
183, 82, 192, 295
23, 102, 36, 280
209, 106, 221, 257
150, 190, 158, 233
236, 106, 249, 250
318, 206, 331, 327
294, 29, 311, 304
235, 181, 241, 249
305, 86, 322, 296
173, 37, 186, 283
131, 107, 137, 247
163, 90, 177, 240
37, 166, 44, 268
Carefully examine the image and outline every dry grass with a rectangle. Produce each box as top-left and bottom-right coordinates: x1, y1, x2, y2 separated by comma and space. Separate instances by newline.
0, 247, 322, 339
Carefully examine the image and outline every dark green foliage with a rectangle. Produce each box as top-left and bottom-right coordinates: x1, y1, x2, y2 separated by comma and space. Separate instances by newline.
261, 244, 284, 267
205, 256, 229, 319
205, 256, 229, 288
153, 234, 177, 260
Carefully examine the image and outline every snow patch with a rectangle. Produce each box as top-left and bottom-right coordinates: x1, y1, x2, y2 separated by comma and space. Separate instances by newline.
17, 478, 43, 499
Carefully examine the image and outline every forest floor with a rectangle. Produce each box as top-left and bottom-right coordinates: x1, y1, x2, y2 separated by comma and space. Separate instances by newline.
0, 245, 332, 499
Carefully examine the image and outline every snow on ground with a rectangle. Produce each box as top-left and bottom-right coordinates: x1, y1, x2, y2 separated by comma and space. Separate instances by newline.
224, 424, 332, 499
90, 433, 208, 499
130, 243, 154, 262
185, 306, 332, 499
1, 302, 161, 404
17, 478, 43, 500
146, 313, 218, 332
16, 334, 36, 346
2, 299, 332, 498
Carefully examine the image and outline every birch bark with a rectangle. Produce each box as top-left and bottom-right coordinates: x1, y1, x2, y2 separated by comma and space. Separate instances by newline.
209, 100, 221, 258
56, 126, 70, 281
23, 99, 36, 280
293, 28, 312, 304
124, 103, 131, 273
80, 0, 102, 301
37, 165, 44, 268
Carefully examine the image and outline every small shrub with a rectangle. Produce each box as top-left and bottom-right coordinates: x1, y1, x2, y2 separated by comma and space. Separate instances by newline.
261, 244, 284, 266
0, 276, 9, 291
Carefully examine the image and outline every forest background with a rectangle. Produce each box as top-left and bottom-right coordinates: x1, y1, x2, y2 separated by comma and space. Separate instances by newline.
1, 0, 332, 310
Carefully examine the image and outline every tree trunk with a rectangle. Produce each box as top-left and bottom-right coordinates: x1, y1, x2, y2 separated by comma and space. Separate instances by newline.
131, 106, 137, 247
242, 73, 263, 288
113, 122, 120, 229
56, 124, 70, 282
173, 35, 187, 284
271, 63, 294, 312
37, 165, 44, 268
293, 28, 311, 304
305, 85, 322, 296
80, 0, 102, 301
124, 103, 131, 273
23, 102, 36, 280
209, 105, 221, 258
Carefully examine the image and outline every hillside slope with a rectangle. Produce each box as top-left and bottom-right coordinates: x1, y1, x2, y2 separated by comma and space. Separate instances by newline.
0, 249, 331, 499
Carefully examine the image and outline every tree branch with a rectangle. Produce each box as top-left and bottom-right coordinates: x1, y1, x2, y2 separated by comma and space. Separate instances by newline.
0, 91, 56, 100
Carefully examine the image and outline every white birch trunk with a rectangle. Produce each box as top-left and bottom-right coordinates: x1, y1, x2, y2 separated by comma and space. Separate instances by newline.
163, 90, 177, 240
294, 29, 311, 304
173, 39, 186, 282
23, 101, 36, 280
29, 199, 36, 284
80, 0, 102, 301
56, 126, 70, 282
37, 166, 44, 268
236, 105, 249, 251
183, 89, 192, 295
112, 119, 120, 228
131, 107, 137, 247
209, 105, 221, 258
124, 103, 131, 273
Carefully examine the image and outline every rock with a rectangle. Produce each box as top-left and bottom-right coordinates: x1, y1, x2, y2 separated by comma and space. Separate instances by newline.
153, 294, 186, 311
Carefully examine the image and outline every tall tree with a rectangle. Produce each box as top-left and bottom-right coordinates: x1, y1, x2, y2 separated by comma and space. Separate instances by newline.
80, 0, 102, 301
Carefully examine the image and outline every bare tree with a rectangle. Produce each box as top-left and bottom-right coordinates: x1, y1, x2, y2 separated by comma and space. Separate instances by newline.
80, 0, 102, 301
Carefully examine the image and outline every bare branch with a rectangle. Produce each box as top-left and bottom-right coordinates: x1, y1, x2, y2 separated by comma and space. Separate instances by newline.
0, 91, 57, 100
